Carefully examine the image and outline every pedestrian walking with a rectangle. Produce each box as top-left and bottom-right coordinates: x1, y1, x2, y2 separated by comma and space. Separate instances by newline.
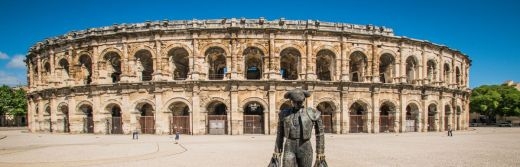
175, 131, 180, 144
447, 125, 453, 137
132, 128, 139, 140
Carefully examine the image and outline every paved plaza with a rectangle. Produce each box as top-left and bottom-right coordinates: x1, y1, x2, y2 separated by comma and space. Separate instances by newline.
0, 127, 519, 167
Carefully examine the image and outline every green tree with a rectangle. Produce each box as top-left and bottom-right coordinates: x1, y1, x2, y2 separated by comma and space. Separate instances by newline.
470, 84, 520, 123
0, 85, 27, 117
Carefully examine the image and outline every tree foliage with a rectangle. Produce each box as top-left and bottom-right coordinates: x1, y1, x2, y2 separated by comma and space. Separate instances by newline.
470, 84, 520, 122
0, 85, 27, 116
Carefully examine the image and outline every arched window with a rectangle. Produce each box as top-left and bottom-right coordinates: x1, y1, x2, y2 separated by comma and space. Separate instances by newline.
379, 53, 395, 83
134, 50, 154, 81
243, 47, 263, 80
444, 63, 451, 84
316, 50, 335, 81
58, 59, 70, 79
104, 52, 122, 83
280, 48, 300, 80
405, 56, 419, 84
349, 51, 367, 82
456, 67, 461, 85
78, 55, 93, 84
205, 47, 226, 80
427, 60, 437, 83
168, 48, 189, 80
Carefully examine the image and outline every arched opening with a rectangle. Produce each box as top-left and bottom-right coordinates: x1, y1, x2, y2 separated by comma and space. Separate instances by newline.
379, 53, 395, 83
317, 102, 335, 133
280, 48, 300, 80
78, 55, 93, 84
31, 61, 38, 85
428, 104, 437, 132
169, 102, 190, 134
349, 51, 367, 82
168, 48, 189, 80
43, 62, 51, 84
243, 101, 264, 134
405, 56, 419, 84
104, 52, 122, 83
79, 104, 94, 133
444, 63, 451, 84
444, 104, 451, 131
206, 47, 226, 80
316, 50, 335, 81
456, 106, 462, 130
137, 103, 155, 134
106, 104, 123, 134
349, 102, 367, 133
60, 105, 70, 133
58, 59, 70, 80
379, 102, 395, 133
405, 103, 420, 132
427, 60, 437, 83
244, 47, 263, 80
134, 50, 154, 81
44, 105, 52, 132
456, 67, 461, 85
207, 101, 228, 135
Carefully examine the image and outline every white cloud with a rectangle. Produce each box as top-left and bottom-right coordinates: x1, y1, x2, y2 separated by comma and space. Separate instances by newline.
0, 51, 8, 59
7, 55, 26, 69
0, 71, 25, 86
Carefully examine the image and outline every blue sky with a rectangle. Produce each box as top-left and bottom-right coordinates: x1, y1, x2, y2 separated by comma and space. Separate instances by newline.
0, 0, 518, 87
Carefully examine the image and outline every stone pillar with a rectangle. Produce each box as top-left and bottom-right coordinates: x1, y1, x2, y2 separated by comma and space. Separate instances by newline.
230, 39, 238, 80
399, 92, 406, 133
306, 34, 316, 80
67, 95, 76, 133
268, 85, 277, 134
191, 36, 200, 80
37, 55, 42, 87
421, 99, 428, 132
154, 90, 165, 134
399, 47, 406, 83
154, 39, 163, 81
91, 44, 99, 84
372, 88, 380, 133
50, 95, 57, 133
230, 84, 240, 135
341, 90, 349, 134
92, 92, 101, 134
120, 38, 130, 82
268, 32, 280, 80
37, 97, 44, 132
372, 44, 380, 83
121, 91, 132, 134
341, 39, 350, 81
192, 85, 203, 134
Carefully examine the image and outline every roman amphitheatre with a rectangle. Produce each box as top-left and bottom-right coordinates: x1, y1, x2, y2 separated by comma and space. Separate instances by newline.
25, 18, 471, 135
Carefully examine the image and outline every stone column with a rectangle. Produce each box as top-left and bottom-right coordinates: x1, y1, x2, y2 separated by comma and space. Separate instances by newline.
49, 50, 55, 86
230, 84, 239, 135
399, 92, 406, 132
121, 90, 132, 134
154, 38, 163, 81
306, 34, 316, 80
372, 44, 380, 83
421, 98, 428, 132
154, 90, 165, 134
91, 43, 99, 84
191, 35, 200, 80
67, 95, 76, 133
341, 90, 349, 134
372, 88, 380, 133
37, 55, 42, 87
268, 85, 277, 134
341, 39, 350, 81
50, 95, 57, 133
231, 39, 238, 80
191, 85, 203, 134
400, 47, 406, 83
120, 38, 130, 82
92, 92, 101, 134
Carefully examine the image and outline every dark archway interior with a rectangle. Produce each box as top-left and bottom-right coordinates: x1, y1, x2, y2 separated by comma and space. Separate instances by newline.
244, 47, 263, 80
244, 102, 264, 115
349, 51, 367, 82
169, 102, 190, 116
206, 47, 226, 80
280, 48, 300, 80
316, 50, 335, 81
135, 50, 154, 81
168, 48, 189, 80
379, 54, 395, 83
104, 52, 122, 83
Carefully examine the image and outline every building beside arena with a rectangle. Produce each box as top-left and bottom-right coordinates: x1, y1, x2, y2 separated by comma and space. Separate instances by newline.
26, 18, 471, 135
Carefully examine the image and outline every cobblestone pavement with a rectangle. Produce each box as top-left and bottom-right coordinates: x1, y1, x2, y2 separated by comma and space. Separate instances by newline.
0, 127, 519, 167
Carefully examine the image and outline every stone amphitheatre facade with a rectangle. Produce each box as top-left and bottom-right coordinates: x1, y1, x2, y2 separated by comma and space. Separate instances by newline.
26, 18, 471, 135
